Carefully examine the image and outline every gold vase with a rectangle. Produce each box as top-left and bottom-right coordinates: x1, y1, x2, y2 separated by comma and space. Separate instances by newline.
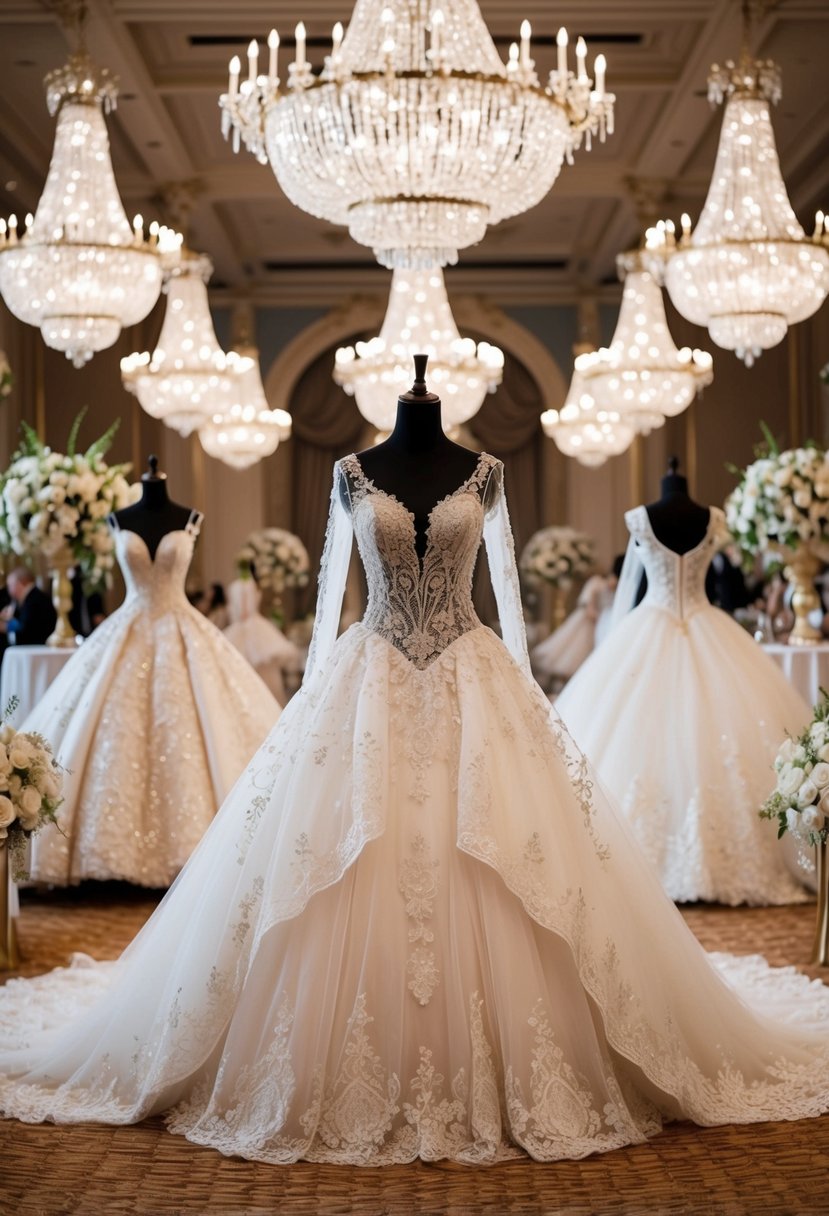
783, 547, 822, 646
0, 845, 21, 972
46, 547, 76, 649
813, 838, 829, 967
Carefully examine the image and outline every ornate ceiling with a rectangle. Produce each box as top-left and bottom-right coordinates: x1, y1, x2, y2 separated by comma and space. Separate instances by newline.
0, 0, 827, 305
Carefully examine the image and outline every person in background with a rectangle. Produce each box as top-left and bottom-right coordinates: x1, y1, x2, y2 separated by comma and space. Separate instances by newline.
187, 589, 206, 612
69, 568, 106, 638
206, 583, 229, 630
0, 567, 57, 646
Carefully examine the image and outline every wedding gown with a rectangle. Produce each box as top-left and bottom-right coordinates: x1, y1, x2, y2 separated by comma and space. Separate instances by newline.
24, 512, 280, 887
223, 578, 302, 707
556, 505, 810, 906
531, 575, 616, 683
2, 455, 829, 1166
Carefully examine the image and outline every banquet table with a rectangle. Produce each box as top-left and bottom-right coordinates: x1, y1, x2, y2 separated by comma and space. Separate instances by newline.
762, 641, 829, 707
0, 644, 76, 727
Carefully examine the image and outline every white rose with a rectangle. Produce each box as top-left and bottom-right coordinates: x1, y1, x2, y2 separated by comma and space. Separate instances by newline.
0, 795, 14, 828
775, 738, 797, 768
796, 778, 819, 809
8, 741, 34, 770
811, 762, 829, 790
801, 805, 822, 831
17, 784, 42, 828
818, 743, 829, 763
794, 488, 812, 510
810, 722, 829, 746
787, 807, 802, 833
41, 772, 61, 800
778, 764, 806, 798
819, 789, 829, 817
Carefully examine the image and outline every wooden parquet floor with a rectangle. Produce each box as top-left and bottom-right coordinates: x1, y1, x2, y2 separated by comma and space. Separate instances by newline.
1, 885, 828, 1216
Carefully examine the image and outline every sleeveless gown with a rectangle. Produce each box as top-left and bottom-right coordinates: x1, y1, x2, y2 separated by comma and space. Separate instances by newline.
556, 505, 811, 906
24, 513, 280, 887
1, 456, 829, 1165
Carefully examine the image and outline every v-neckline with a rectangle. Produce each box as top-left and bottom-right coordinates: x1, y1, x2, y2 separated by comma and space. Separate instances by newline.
345, 451, 490, 574
115, 526, 195, 567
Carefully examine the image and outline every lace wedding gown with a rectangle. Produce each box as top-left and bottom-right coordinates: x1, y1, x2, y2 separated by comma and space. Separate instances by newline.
531, 575, 616, 682
24, 512, 280, 887
556, 505, 811, 906
2, 456, 829, 1165
224, 578, 302, 706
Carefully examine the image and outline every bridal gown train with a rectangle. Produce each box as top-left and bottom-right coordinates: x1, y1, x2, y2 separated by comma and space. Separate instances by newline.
24, 512, 280, 887
556, 506, 811, 906
2, 454, 829, 1166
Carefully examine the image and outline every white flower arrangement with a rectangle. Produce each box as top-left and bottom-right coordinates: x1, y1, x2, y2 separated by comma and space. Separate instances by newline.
236, 527, 310, 596
725, 437, 829, 563
761, 692, 829, 846
0, 700, 64, 879
0, 350, 11, 400
0, 410, 136, 589
520, 526, 596, 589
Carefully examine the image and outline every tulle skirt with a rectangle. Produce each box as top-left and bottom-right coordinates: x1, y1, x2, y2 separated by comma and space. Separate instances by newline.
24, 600, 280, 887
556, 602, 812, 905
224, 615, 302, 706
2, 623, 829, 1165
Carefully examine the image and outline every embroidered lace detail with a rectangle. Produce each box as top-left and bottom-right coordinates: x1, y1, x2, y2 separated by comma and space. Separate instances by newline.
625, 505, 727, 623
317, 995, 401, 1153
399, 834, 440, 1005
339, 451, 499, 670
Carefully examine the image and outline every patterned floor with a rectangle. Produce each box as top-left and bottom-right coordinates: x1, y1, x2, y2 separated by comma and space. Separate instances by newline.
1, 885, 828, 1215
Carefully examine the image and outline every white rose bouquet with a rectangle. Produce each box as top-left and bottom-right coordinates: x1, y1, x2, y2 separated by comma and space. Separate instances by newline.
761, 692, 829, 846
0, 700, 64, 879
0, 409, 136, 589
236, 528, 311, 596
520, 526, 595, 589
725, 431, 829, 564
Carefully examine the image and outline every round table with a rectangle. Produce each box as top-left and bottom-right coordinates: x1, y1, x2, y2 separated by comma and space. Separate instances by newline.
762, 642, 829, 707
0, 644, 77, 726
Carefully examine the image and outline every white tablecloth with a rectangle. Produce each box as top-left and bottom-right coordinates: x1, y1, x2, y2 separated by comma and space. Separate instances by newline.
0, 644, 76, 727
762, 642, 829, 707
1, 645, 76, 918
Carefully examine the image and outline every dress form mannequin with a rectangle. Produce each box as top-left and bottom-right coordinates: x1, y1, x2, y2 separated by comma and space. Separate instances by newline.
352, 354, 480, 559
111, 455, 196, 560
645, 457, 710, 554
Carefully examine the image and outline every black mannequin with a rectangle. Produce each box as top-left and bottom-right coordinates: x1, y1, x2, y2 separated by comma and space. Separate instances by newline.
645, 457, 710, 554
351, 354, 480, 559
110, 455, 196, 560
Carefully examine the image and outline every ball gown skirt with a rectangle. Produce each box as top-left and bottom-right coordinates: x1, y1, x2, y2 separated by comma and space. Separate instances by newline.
24, 519, 280, 888
1, 457, 829, 1166
557, 506, 812, 907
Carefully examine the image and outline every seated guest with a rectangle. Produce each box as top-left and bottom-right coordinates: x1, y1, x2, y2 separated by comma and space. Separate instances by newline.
0, 567, 57, 646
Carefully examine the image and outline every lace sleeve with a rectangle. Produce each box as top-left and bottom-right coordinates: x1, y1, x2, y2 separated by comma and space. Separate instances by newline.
482, 462, 532, 681
303, 463, 354, 685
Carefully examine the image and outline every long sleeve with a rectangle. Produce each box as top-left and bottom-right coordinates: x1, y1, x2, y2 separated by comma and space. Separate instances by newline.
303, 463, 354, 685
482, 462, 532, 681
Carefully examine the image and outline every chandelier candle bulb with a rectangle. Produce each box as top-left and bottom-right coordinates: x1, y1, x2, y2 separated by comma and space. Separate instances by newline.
430, 9, 444, 67
520, 20, 531, 69
267, 31, 279, 84
576, 37, 587, 83
815, 210, 825, 240
680, 212, 691, 239
295, 23, 306, 67
557, 27, 568, 75
229, 55, 240, 97
594, 54, 606, 100
332, 22, 343, 56
247, 40, 258, 84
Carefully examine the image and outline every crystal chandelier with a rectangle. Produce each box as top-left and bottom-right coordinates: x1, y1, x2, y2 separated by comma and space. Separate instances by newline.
121, 248, 251, 437
577, 247, 713, 434
652, 8, 828, 366
0, 48, 164, 367
220, 2, 614, 268
199, 350, 292, 470
541, 371, 635, 468
333, 267, 503, 430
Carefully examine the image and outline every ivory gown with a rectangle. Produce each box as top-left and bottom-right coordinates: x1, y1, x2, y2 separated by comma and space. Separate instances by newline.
1, 458, 829, 1165
556, 505, 811, 905
25, 511, 280, 887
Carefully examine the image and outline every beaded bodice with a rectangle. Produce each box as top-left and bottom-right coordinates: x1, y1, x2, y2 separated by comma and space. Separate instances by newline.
111, 511, 203, 615
339, 451, 501, 669
626, 504, 726, 622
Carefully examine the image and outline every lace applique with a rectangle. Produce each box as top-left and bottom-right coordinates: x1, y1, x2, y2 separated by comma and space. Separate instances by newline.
339, 451, 499, 671
317, 995, 401, 1152
399, 834, 439, 1005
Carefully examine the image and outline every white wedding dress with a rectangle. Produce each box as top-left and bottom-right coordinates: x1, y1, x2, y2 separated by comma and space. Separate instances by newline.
556, 505, 811, 906
24, 512, 280, 887
223, 578, 302, 706
2, 456, 829, 1166
531, 575, 616, 682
